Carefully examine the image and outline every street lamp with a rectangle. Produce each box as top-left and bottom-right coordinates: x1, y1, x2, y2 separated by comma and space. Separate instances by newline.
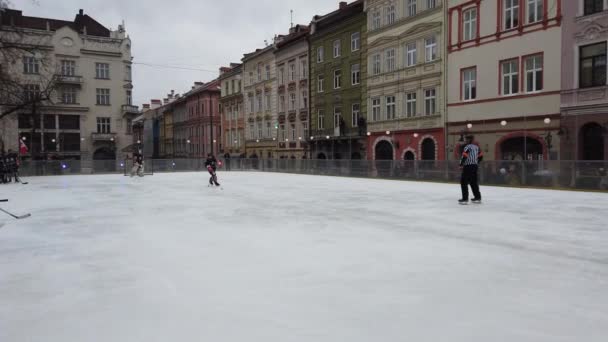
413, 133, 419, 138
501, 120, 507, 126
385, 130, 390, 135
544, 118, 551, 125
467, 123, 473, 129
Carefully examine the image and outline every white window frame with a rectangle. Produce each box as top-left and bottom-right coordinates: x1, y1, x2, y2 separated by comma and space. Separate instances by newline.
373, 54, 382, 75
351, 32, 361, 51
318, 75, 325, 93
302, 90, 308, 109
334, 69, 342, 89
291, 124, 296, 141
407, 0, 417, 17
524, 54, 543, 93
463, 7, 477, 41
386, 48, 396, 72
265, 65, 271, 80
372, 98, 381, 121
352, 103, 360, 127
386, 95, 396, 120
351, 63, 361, 85
96, 117, 111, 134
23, 57, 40, 74
60, 60, 75, 76
427, 0, 437, 10
406, 42, 417, 67
318, 110, 325, 130
425, 36, 437, 62
333, 107, 342, 128
333, 40, 341, 58
317, 46, 324, 63
424, 88, 436, 116
62, 87, 77, 104
462, 68, 477, 101
289, 93, 296, 111
279, 67, 285, 84
289, 63, 296, 82
501, 59, 520, 95
504, 0, 520, 30
372, 11, 381, 30
527, 0, 543, 24
95, 63, 110, 79
96, 88, 110, 105
386, 4, 396, 25
405, 92, 417, 117
300, 59, 308, 79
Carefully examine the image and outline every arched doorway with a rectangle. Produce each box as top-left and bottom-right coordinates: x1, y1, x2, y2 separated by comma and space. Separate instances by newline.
404, 151, 415, 160
93, 147, 116, 160
375, 140, 394, 160
580, 123, 604, 160
421, 138, 436, 160
317, 153, 327, 159
500, 137, 543, 160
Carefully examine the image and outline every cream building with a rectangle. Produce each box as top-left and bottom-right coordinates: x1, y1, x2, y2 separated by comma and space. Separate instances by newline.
447, 0, 562, 161
219, 64, 245, 157
0, 9, 136, 162
364, 0, 446, 161
242, 43, 278, 159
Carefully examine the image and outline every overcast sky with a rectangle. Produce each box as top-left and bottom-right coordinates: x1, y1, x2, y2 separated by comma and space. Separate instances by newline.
15, 0, 341, 106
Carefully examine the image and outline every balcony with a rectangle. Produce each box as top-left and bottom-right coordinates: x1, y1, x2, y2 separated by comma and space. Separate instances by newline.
312, 127, 364, 139
91, 132, 117, 142
122, 104, 140, 117
55, 75, 83, 85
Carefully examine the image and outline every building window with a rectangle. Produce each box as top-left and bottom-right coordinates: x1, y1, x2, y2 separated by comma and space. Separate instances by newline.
386, 48, 396, 72
279, 124, 285, 141
96, 117, 111, 134
266, 65, 271, 80
302, 90, 308, 109
408, 0, 417, 17
333, 107, 342, 128
405, 92, 417, 117
501, 59, 519, 95
527, 0, 543, 24
352, 103, 360, 127
406, 42, 417, 66
386, 5, 396, 25
372, 11, 381, 30
373, 54, 382, 75
333, 40, 341, 58
60, 60, 75, 76
266, 121, 271, 138
289, 93, 296, 111
95, 63, 110, 79
462, 67, 477, 101
463, 8, 477, 41
127, 119, 132, 134
62, 86, 77, 104
427, 0, 436, 9
248, 96, 254, 114
424, 89, 436, 115
258, 122, 263, 139
279, 67, 285, 84
580, 42, 607, 88
126, 90, 132, 105
318, 75, 325, 92
257, 95, 262, 112
351, 63, 361, 85
386, 96, 396, 120
425, 36, 437, 62
318, 110, 325, 130
249, 71, 254, 85
125, 65, 132, 81
504, 0, 520, 30
317, 46, 325, 63
289, 63, 296, 81
257, 64, 262, 82
372, 98, 381, 121
23, 57, 39, 74
524, 55, 543, 92
280, 95, 286, 112
584, 0, 604, 15
351, 32, 360, 51
300, 59, 308, 79
303, 121, 308, 138
334, 69, 342, 89
96, 88, 111, 105
265, 93, 271, 111
291, 124, 296, 141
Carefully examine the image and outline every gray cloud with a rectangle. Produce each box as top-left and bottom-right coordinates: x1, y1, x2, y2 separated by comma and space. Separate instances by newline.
17, 0, 341, 105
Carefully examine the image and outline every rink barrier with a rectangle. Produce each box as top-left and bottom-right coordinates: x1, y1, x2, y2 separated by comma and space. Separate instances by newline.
14, 158, 608, 192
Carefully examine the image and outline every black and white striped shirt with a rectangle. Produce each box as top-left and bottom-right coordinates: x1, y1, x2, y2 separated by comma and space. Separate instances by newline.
461, 144, 482, 166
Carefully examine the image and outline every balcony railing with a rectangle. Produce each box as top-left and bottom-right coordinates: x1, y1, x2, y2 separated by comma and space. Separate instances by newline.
311, 126, 365, 139
91, 133, 117, 142
55, 75, 83, 84
122, 104, 140, 117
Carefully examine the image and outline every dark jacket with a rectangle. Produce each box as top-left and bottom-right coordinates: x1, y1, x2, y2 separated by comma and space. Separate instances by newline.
205, 156, 217, 171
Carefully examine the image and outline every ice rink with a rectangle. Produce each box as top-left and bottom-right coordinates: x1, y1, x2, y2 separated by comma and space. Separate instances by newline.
1, 172, 607, 342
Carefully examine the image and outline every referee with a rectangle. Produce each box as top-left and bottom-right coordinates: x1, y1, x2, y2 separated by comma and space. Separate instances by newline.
459, 135, 483, 204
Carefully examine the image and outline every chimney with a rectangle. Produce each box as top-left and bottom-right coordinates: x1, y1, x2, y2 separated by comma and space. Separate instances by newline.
79, 9, 84, 16
194, 82, 204, 87
339, 1, 347, 9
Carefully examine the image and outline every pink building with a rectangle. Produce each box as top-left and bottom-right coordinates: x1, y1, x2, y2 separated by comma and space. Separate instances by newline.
182, 80, 222, 158
560, 0, 608, 161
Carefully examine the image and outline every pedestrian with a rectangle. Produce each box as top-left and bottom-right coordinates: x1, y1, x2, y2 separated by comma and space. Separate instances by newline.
459, 135, 483, 205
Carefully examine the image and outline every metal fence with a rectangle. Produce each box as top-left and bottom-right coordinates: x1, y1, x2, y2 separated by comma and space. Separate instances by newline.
14, 158, 608, 192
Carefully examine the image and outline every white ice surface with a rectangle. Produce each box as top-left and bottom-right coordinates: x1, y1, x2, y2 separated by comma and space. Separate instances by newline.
1, 172, 607, 342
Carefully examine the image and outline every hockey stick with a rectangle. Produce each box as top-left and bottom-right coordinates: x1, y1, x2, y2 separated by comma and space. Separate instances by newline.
0, 199, 7, 202
0, 208, 31, 220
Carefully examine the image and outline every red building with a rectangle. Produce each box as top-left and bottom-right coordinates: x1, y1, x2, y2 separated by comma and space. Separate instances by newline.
180, 80, 222, 158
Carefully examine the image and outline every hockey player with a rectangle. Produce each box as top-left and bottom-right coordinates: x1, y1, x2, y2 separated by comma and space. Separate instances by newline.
205, 153, 220, 186
459, 135, 483, 205
130, 153, 144, 177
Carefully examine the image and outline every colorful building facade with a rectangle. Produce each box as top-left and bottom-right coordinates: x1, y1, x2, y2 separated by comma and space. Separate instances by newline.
219, 64, 245, 158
